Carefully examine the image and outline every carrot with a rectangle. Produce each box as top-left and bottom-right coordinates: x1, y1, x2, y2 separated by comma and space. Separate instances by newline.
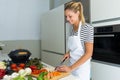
52, 71, 61, 76
46, 71, 61, 79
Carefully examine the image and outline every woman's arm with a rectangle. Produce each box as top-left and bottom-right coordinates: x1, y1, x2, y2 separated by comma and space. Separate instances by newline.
56, 42, 93, 72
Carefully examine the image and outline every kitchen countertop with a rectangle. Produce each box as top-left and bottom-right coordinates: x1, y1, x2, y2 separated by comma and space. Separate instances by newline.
0, 53, 10, 61
0, 54, 79, 80
42, 62, 79, 80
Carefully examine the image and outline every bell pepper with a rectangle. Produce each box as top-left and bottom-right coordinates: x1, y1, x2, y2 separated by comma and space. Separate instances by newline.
29, 65, 37, 71
37, 72, 48, 80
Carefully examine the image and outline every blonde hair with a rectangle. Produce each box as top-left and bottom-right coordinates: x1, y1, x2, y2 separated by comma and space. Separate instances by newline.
65, 1, 85, 24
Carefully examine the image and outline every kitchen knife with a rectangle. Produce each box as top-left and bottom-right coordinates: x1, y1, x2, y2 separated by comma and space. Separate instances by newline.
60, 57, 67, 65
55, 57, 67, 70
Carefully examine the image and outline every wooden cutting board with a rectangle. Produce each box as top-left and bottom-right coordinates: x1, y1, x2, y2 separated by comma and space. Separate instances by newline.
31, 72, 70, 80
50, 72, 69, 80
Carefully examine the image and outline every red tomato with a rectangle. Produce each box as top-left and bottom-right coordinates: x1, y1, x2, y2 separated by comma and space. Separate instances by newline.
10, 63, 17, 69
32, 69, 40, 74
32, 69, 47, 75
29, 65, 37, 71
19, 63, 25, 68
12, 68, 18, 72
17, 66, 23, 71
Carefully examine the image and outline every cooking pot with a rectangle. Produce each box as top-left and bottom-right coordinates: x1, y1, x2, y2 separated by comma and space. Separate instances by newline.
8, 49, 31, 63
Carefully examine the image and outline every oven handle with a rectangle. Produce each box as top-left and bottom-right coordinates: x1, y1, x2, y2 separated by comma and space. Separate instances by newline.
94, 34, 114, 37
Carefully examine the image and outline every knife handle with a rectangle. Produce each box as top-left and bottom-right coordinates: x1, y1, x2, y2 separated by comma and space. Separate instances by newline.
60, 57, 67, 64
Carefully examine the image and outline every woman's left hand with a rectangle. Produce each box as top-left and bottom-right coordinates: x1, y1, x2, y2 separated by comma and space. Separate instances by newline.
56, 65, 72, 72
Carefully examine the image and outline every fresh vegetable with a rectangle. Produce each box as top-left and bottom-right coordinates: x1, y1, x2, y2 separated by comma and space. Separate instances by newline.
32, 68, 48, 75
26, 58, 43, 69
51, 71, 61, 76
24, 68, 32, 75
3, 72, 19, 80
3, 75, 11, 80
12, 68, 18, 72
29, 65, 37, 71
17, 66, 23, 71
11, 72, 19, 78
18, 63, 25, 68
2, 67, 32, 80
18, 67, 32, 77
18, 69, 26, 76
10, 63, 18, 72
45, 71, 61, 79
0, 61, 6, 69
10, 63, 17, 69
13, 75, 25, 80
10, 63, 26, 72
0, 69, 6, 79
27, 75, 33, 80
37, 72, 48, 80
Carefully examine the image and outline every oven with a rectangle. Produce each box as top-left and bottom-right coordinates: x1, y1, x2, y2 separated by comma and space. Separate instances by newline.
93, 24, 120, 64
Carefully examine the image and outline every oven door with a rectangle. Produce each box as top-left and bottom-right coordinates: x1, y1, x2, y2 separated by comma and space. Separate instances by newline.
93, 33, 120, 64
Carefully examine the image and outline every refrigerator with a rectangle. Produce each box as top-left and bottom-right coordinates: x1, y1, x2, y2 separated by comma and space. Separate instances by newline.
40, 5, 72, 66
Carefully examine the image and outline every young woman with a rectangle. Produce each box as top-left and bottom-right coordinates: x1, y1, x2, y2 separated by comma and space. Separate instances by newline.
56, 1, 94, 80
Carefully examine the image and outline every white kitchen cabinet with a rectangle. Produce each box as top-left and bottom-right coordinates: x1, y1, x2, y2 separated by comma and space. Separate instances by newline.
41, 51, 63, 66
41, 5, 70, 66
90, 0, 120, 25
91, 61, 120, 80
41, 5, 65, 54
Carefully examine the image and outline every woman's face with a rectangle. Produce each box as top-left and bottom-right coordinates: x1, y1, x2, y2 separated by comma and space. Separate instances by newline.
65, 9, 79, 25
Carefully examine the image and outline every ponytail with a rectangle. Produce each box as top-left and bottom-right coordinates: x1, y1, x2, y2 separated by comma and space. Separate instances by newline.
65, 1, 85, 24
